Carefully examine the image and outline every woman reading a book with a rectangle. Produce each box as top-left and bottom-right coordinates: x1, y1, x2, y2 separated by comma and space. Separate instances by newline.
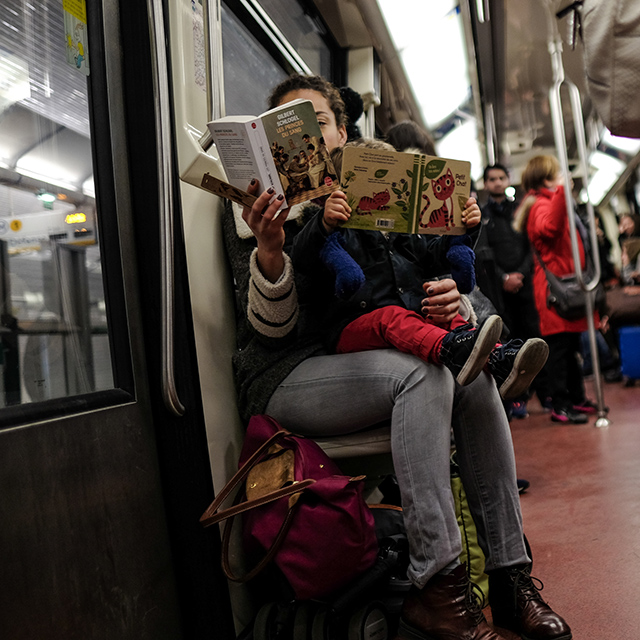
222, 74, 571, 640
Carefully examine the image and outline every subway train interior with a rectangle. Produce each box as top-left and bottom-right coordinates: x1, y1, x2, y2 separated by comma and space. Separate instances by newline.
1, 0, 640, 638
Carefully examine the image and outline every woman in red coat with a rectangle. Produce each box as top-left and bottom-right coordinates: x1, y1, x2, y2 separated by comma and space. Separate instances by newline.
514, 155, 596, 424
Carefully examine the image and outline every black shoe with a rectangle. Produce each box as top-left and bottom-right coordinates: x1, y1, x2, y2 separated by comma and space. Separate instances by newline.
550, 408, 588, 424
540, 397, 553, 412
603, 368, 623, 383
488, 338, 549, 400
517, 478, 530, 494
439, 316, 502, 386
489, 564, 572, 640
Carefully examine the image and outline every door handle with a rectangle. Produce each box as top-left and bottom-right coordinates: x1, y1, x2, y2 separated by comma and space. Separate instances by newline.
147, 0, 186, 417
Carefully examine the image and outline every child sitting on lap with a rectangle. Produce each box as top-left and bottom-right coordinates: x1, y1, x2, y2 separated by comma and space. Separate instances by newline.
291, 141, 548, 398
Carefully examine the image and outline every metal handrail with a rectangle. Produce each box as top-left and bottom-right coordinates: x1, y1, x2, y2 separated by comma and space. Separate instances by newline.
202, 0, 225, 139
546, 5, 609, 427
147, 0, 186, 417
547, 44, 601, 292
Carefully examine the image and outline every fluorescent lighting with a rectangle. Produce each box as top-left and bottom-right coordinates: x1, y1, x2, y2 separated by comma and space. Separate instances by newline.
378, 2, 469, 128
0, 51, 30, 109
82, 176, 95, 198
37, 191, 56, 203
590, 150, 626, 172
602, 129, 640, 155
16, 156, 79, 192
15, 166, 79, 193
587, 151, 626, 203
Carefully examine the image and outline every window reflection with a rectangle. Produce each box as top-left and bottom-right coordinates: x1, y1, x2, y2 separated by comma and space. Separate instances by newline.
220, 0, 335, 116
221, 5, 288, 116
0, 0, 114, 408
255, 0, 332, 77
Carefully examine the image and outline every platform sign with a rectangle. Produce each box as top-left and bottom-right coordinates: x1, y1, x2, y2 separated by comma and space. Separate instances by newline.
0, 209, 95, 254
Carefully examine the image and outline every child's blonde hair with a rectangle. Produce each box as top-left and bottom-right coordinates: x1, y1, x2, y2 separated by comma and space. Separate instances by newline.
513, 155, 561, 232
330, 138, 396, 177
521, 155, 560, 193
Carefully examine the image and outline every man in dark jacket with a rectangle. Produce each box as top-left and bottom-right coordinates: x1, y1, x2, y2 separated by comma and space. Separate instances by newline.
476, 165, 540, 340
476, 164, 549, 413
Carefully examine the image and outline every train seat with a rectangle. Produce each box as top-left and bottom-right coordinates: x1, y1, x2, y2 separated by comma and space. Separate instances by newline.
313, 423, 392, 459
312, 422, 394, 480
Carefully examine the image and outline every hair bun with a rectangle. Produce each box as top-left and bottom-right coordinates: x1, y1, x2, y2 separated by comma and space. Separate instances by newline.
340, 87, 364, 141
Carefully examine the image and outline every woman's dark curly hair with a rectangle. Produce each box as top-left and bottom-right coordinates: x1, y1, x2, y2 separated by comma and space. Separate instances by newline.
267, 74, 347, 127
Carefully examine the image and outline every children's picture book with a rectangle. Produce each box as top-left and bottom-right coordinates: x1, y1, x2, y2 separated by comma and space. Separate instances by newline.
339, 146, 471, 235
207, 99, 338, 208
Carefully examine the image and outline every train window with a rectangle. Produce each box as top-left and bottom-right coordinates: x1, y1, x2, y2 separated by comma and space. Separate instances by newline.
220, 5, 288, 116
0, 0, 115, 407
221, 0, 339, 115
256, 0, 332, 77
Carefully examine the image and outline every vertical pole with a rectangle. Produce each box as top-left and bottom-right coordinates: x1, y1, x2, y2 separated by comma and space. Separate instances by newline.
546, 6, 609, 426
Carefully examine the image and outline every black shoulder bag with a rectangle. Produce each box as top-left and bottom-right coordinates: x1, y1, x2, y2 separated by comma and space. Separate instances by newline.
531, 243, 605, 320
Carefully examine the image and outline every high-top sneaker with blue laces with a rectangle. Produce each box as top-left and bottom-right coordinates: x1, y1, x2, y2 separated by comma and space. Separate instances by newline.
438, 315, 503, 386
488, 338, 549, 400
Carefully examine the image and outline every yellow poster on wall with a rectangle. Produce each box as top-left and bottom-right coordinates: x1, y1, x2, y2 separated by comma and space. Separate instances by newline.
63, 0, 90, 76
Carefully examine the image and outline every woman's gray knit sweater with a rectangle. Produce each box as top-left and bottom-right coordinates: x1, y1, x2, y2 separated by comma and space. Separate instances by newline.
221, 201, 325, 423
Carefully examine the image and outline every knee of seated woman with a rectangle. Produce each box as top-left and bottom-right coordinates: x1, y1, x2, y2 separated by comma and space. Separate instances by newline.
388, 351, 456, 391
456, 369, 502, 397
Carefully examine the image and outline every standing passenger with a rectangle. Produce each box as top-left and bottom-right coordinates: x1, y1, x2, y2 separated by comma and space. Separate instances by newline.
476, 163, 549, 415
514, 155, 597, 424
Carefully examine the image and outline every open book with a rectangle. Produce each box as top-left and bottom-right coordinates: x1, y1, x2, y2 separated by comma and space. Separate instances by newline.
340, 146, 471, 235
206, 99, 338, 208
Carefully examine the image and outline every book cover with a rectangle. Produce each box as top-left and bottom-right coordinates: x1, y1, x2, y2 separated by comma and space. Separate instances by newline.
200, 173, 257, 208
207, 99, 338, 208
339, 146, 471, 235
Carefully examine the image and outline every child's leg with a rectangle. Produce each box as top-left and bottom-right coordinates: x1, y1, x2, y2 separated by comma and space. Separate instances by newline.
487, 338, 550, 401
449, 313, 468, 330
336, 307, 503, 387
336, 306, 448, 363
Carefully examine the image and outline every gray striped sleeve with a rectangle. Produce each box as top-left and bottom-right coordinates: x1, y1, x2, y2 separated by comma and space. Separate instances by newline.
247, 248, 299, 338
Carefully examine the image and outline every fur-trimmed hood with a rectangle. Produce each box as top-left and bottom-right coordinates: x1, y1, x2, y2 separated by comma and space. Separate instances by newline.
512, 190, 540, 233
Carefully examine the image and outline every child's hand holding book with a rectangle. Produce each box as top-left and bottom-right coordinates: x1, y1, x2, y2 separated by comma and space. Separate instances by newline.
460, 197, 481, 228
322, 190, 352, 233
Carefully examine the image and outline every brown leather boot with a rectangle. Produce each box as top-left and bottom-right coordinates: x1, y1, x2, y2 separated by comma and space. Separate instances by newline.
489, 564, 572, 640
399, 564, 507, 639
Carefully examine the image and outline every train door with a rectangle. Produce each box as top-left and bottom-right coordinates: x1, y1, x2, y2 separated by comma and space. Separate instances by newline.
0, 0, 234, 638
